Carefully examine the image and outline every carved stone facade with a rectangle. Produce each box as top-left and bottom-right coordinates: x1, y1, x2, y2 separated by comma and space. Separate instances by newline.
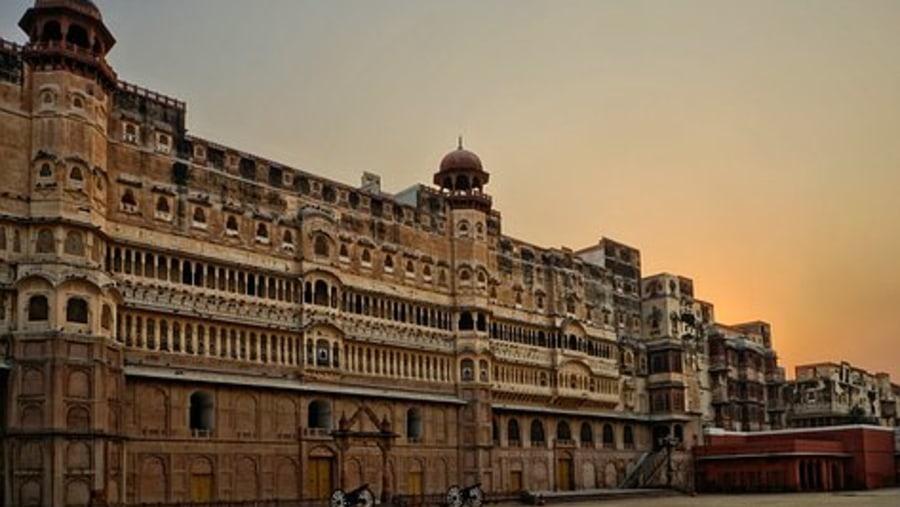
785, 362, 897, 428
0, 2, 795, 506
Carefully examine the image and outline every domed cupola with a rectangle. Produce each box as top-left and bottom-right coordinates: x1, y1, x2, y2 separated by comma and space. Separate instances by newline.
433, 137, 492, 211
19, 0, 117, 89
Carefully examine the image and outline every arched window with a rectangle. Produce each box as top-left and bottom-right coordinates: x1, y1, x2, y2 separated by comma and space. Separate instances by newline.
315, 339, 330, 365
225, 216, 239, 235
66, 297, 89, 324
339, 244, 349, 260
580, 422, 593, 447
27, 295, 49, 321
406, 408, 423, 442
530, 420, 545, 446
313, 280, 329, 306
423, 265, 432, 281
38, 163, 53, 178
65, 24, 90, 49
405, 260, 415, 276
121, 189, 137, 212
458, 312, 474, 331
313, 235, 329, 257
508, 419, 521, 444
255, 223, 269, 244
63, 230, 84, 255
192, 207, 206, 225
155, 197, 170, 215
460, 359, 474, 381
283, 230, 294, 247
35, 228, 54, 253
69, 166, 83, 182
556, 421, 571, 441
384, 254, 394, 272
624, 425, 635, 449
602, 423, 615, 449
41, 20, 62, 42
189, 391, 215, 434
307, 400, 331, 429
457, 220, 470, 237
361, 249, 372, 266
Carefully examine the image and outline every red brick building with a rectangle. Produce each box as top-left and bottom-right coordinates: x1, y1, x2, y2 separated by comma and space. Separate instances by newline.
694, 425, 896, 492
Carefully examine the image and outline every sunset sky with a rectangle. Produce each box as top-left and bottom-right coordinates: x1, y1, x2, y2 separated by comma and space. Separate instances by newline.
2, 0, 898, 379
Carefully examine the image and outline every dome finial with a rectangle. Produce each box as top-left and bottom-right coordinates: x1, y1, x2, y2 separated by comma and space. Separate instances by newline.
457, 135, 463, 150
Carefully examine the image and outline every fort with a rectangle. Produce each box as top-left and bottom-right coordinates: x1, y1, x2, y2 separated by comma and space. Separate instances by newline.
0, 2, 896, 506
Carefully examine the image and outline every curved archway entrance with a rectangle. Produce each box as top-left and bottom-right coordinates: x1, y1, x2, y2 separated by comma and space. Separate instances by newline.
556, 453, 574, 491
307, 446, 335, 500
189, 457, 214, 502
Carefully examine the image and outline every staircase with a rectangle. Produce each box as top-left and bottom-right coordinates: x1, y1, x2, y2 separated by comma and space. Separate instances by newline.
618, 449, 667, 489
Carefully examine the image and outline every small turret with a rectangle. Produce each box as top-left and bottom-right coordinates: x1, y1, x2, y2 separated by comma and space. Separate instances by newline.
433, 138, 492, 212
19, 0, 117, 89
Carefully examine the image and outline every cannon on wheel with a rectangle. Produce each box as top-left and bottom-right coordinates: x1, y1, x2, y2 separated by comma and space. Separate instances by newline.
330, 484, 375, 507
445, 483, 483, 507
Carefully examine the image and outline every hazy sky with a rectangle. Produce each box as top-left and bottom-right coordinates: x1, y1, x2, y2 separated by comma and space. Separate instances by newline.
3, 1, 899, 380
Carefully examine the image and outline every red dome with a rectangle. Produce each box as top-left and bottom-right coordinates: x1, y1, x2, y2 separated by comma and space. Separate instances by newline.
34, 0, 102, 19
439, 147, 483, 174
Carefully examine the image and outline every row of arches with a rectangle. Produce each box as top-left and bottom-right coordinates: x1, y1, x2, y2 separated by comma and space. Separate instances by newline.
26, 294, 95, 325
326, 281, 457, 332
490, 320, 619, 359
496, 419, 636, 450
340, 342, 453, 383
34, 159, 92, 190
107, 245, 299, 303
339, 243, 451, 288
136, 454, 300, 503
36, 19, 106, 54
25, 227, 99, 259
118, 311, 451, 385
117, 311, 300, 365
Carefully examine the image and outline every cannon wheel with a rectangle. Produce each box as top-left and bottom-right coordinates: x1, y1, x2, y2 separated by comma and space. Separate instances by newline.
467, 486, 484, 507
446, 485, 462, 507
358, 487, 375, 507
330, 489, 346, 507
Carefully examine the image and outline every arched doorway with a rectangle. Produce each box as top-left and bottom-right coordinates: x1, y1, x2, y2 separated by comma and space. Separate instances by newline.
407, 458, 424, 499
556, 452, 574, 491
189, 457, 214, 502
307, 446, 335, 500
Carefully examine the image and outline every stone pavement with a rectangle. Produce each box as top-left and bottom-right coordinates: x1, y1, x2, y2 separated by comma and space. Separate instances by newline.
543, 488, 900, 507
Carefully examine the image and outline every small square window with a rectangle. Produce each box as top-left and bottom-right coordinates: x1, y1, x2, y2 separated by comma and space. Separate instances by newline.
123, 123, 138, 144
156, 133, 171, 154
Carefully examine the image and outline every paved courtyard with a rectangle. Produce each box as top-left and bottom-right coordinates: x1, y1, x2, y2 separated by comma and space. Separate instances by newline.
553, 489, 900, 507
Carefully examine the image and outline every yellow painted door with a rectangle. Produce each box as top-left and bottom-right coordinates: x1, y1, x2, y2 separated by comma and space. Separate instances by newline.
307, 458, 333, 499
408, 471, 423, 498
190, 474, 213, 502
557, 459, 573, 491
510, 471, 523, 492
